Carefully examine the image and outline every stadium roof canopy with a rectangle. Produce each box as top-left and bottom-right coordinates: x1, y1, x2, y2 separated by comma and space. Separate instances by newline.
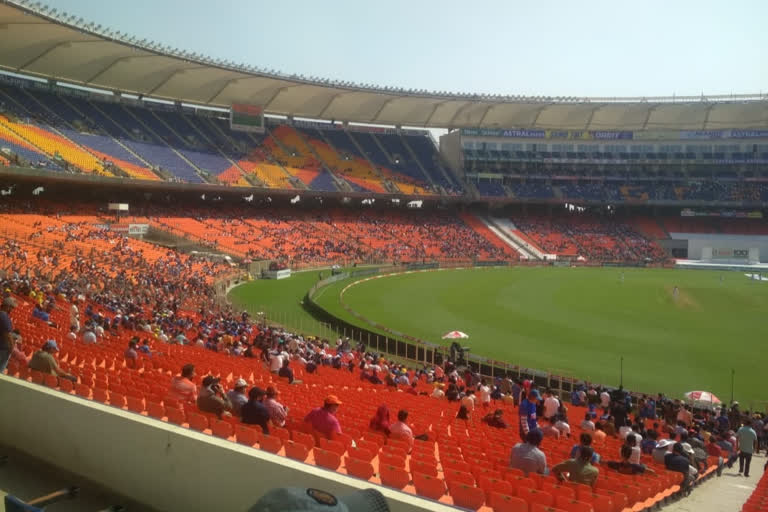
1, 0, 767, 131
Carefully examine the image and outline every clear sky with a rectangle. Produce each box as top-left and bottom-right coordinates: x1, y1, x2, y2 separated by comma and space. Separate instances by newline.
47, 0, 767, 98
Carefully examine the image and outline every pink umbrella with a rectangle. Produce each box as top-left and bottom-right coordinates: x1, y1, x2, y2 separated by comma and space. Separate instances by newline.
442, 330, 469, 339
684, 391, 722, 405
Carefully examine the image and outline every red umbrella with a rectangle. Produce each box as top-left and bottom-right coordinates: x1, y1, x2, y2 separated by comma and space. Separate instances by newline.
684, 391, 722, 404
441, 331, 469, 339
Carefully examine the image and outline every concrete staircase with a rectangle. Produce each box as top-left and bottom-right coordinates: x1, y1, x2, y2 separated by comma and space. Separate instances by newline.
482, 216, 544, 260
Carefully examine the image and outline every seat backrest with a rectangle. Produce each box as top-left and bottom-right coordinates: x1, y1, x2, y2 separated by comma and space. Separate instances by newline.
259, 434, 283, 454
285, 440, 309, 462
235, 425, 259, 447
449, 482, 485, 510
490, 492, 528, 512
379, 464, 409, 490
344, 457, 374, 481
314, 448, 341, 470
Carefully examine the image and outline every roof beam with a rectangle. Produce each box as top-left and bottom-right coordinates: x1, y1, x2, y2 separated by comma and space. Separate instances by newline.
701, 103, 716, 130
583, 104, 603, 130
16, 41, 74, 70
144, 65, 208, 95
370, 97, 398, 123
206, 77, 243, 104
263, 85, 297, 111
529, 104, 550, 129
476, 105, 494, 128
641, 105, 656, 130
424, 100, 450, 126
85, 54, 159, 84
317, 93, 343, 117
447, 101, 475, 128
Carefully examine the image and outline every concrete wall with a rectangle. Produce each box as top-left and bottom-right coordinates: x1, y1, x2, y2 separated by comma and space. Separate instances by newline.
0, 375, 454, 512
438, 130, 463, 177
671, 232, 768, 262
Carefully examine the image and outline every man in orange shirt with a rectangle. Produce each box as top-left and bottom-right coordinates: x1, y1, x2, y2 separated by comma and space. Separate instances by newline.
168, 363, 197, 405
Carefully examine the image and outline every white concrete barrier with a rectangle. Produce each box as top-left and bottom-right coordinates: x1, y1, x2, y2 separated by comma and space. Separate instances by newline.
0, 375, 455, 512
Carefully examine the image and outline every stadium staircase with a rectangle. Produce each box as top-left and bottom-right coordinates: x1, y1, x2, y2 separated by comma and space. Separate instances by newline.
123, 107, 211, 183
0, 116, 111, 176
179, 114, 252, 187
483, 217, 543, 260
399, 134, 438, 190
317, 128, 400, 194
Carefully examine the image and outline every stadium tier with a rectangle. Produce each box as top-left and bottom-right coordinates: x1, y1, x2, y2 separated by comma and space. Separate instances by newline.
444, 128, 768, 202
0, 206, 720, 510
0, 78, 449, 195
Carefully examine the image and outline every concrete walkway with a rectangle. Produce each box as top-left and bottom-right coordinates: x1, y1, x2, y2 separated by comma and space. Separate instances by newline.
664, 452, 766, 512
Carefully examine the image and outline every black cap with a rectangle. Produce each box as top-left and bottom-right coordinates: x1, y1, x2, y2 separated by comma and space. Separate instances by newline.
202, 375, 220, 387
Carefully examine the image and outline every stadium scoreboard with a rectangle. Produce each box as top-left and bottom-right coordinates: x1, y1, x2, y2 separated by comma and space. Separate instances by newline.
230, 104, 265, 134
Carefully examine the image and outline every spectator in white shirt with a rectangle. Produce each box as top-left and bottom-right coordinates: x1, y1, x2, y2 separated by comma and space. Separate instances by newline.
543, 391, 561, 420
580, 413, 596, 432
460, 390, 476, 413
269, 349, 285, 373
431, 383, 445, 399
478, 379, 492, 408
600, 390, 611, 409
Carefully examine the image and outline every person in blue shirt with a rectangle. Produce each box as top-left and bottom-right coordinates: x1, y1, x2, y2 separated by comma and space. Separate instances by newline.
570, 433, 601, 464
736, 420, 758, 477
519, 388, 541, 438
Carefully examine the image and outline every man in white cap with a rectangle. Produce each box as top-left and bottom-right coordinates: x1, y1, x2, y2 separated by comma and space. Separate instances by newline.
28, 340, 76, 382
227, 378, 249, 417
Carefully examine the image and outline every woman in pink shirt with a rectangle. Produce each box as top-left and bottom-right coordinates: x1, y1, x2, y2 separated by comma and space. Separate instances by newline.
304, 395, 343, 439
389, 409, 415, 450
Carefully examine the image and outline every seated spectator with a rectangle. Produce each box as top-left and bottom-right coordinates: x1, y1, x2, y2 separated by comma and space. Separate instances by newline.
241, 387, 270, 435
653, 438, 675, 464
269, 349, 285, 374
570, 433, 601, 464
82, 326, 97, 344
227, 378, 249, 417
460, 390, 476, 413
482, 409, 508, 429
28, 340, 76, 382
665, 443, 697, 493
10, 330, 29, 366
124, 340, 138, 369
716, 433, 738, 468
138, 339, 151, 355
304, 395, 343, 439
541, 417, 561, 439
580, 413, 596, 432
554, 415, 571, 438
510, 429, 548, 476
624, 433, 642, 464
197, 375, 233, 418
431, 383, 445, 399
369, 404, 391, 434
607, 445, 655, 475
593, 422, 607, 443
278, 358, 294, 384
478, 379, 492, 408
168, 364, 197, 405
551, 446, 599, 486
406, 381, 418, 396
390, 410, 415, 450
264, 386, 288, 428
641, 430, 659, 454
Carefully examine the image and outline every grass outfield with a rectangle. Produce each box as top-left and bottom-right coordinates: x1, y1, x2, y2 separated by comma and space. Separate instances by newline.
333, 267, 768, 405
230, 267, 768, 405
